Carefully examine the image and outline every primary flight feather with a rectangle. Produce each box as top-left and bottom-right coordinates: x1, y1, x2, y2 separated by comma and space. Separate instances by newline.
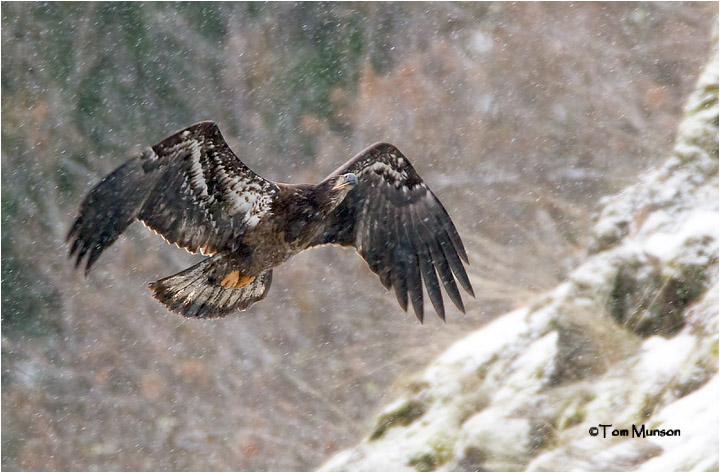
68, 121, 474, 322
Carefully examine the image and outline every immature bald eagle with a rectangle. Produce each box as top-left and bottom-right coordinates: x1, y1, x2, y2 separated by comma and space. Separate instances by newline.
68, 121, 474, 321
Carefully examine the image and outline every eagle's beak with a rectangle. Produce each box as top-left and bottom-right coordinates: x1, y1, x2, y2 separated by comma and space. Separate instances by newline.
332, 180, 351, 191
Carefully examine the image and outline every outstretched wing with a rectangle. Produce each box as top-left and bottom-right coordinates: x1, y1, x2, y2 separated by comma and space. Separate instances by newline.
68, 121, 278, 273
314, 143, 474, 322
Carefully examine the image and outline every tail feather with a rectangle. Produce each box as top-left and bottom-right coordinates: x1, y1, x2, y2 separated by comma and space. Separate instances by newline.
67, 155, 157, 273
149, 256, 273, 318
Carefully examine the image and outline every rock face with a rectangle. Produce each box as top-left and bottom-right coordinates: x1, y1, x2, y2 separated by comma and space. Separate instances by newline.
320, 47, 718, 472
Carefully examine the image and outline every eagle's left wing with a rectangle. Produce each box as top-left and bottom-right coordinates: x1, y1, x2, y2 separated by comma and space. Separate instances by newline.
313, 143, 474, 322
68, 121, 278, 273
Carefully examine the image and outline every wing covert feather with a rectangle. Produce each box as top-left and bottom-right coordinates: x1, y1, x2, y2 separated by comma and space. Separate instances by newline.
137, 121, 278, 255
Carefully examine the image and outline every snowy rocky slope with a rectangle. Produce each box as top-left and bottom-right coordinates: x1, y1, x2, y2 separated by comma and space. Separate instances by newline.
320, 47, 718, 472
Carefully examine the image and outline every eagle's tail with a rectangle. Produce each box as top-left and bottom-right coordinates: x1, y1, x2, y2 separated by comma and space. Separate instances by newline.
149, 255, 273, 318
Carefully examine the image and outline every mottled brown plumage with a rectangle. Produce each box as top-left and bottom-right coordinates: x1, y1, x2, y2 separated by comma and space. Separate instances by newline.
68, 121, 473, 321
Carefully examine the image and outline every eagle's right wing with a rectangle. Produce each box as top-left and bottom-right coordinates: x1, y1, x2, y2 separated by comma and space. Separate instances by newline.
68, 121, 278, 273
313, 143, 474, 322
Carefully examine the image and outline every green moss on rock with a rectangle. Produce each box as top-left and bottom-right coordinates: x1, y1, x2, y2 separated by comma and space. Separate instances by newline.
370, 399, 426, 440
562, 407, 586, 429
408, 452, 438, 472
710, 340, 719, 358
407, 439, 453, 472
605, 246, 712, 338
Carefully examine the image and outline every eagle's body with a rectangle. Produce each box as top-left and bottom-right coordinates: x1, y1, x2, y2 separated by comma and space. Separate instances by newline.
68, 121, 474, 321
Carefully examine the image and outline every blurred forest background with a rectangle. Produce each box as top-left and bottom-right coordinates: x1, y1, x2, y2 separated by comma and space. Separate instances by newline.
1, 2, 717, 470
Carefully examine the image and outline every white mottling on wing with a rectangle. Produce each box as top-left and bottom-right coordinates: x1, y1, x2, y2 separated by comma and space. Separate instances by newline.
364, 161, 409, 186
141, 146, 159, 162
211, 152, 274, 227
185, 140, 211, 201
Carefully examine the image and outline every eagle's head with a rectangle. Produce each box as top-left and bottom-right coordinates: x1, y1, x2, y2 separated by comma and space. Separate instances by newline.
331, 172, 358, 192
316, 173, 358, 215
328, 172, 358, 201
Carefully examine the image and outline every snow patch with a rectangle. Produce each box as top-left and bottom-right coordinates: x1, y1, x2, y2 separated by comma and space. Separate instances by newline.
635, 334, 697, 382
638, 376, 719, 471
643, 210, 718, 261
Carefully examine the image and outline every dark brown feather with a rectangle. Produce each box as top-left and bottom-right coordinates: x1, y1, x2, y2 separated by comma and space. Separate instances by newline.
313, 142, 474, 321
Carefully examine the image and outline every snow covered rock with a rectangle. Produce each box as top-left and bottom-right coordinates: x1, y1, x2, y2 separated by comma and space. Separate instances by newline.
320, 45, 718, 472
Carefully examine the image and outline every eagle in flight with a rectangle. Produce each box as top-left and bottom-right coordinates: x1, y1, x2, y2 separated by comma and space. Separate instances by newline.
68, 121, 474, 322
